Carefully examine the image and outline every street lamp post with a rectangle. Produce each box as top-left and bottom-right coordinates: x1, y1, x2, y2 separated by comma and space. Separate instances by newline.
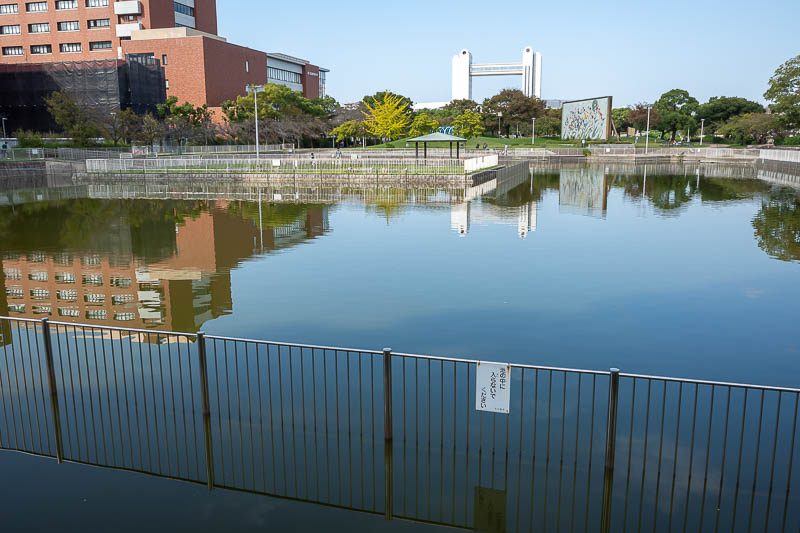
497, 112, 502, 138
1, 117, 7, 140
645, 106, 651, 154
700, 119, 705, 146
531, 117, 536, 145
246, 84, 265, 159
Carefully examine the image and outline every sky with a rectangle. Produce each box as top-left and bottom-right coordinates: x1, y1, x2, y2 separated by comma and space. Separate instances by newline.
218, 0, 800, 107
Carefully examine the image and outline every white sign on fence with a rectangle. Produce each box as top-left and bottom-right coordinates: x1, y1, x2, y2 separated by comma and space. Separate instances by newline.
475, 361, 511, 414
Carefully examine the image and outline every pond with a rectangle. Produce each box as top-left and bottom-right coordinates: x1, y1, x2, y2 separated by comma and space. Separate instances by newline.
1, 162, 799, 531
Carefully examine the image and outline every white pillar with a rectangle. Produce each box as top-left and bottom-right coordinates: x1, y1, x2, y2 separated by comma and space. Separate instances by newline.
452, 49, 472, 101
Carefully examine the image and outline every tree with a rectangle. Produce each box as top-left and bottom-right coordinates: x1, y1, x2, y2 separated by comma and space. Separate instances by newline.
482, 89, 544, 136
44, 90, 98, 146
362, 92, 411, 140
655, 89, 699, 141
764, 55, 800, 130
97, 108, 139, 146
135, 113, 165, 146
536, 108, 562, 137
331, 120, 368, 145
628, 103, 660, 132
408, 113, 439, 138
443, 99, 481, 114
718, 113, 778, 145
695, 97, 764, 130
611, 107, 630, 133
453, 110, 485, 138
362, 91, 414, 115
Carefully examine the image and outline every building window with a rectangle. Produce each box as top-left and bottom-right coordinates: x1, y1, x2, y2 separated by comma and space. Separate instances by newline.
25, 1, 46, 12
87, 18, 110, 28
30, 44, 51, 54
161, 53, 167, 65
173, 1, 194, 16
89, 40, 111, 50
245, 60, 249, 73
86, 309, 106, 320
57, 21, 80, 31
268, 67, 302, 85
55, 0, 78, 9
1, 24, 20, 34
0, 4, 19, 15
85, 0, 108, 7
28, 22, 49, 33
59, 42, 81, 53
165, 79, 169, 89
2, 45, 23, 55
29, 271, 48, 281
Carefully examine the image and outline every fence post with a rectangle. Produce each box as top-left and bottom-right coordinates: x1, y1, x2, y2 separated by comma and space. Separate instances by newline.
40, 318, 64, 463
601, 367, 620, 533
383, 348, 393, 441
197, 332, 215, 490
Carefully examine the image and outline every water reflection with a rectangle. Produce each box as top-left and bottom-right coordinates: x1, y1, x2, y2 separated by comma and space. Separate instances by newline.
0, 198, 330, 332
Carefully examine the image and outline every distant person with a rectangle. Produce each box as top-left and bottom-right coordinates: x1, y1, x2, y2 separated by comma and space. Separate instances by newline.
504, 144, 508, 155
1, 142, 7, 158
476, 143, 480, 149
483, 143, 488, 150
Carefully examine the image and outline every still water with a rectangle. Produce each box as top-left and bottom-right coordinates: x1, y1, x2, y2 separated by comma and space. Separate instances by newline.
1, 162, 799, 531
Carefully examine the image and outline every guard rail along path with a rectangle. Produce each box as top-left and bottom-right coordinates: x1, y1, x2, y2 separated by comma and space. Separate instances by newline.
0, 316, 798, 532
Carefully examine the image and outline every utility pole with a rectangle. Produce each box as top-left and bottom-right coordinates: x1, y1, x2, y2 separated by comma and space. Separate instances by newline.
531, 117, 536, 145
246, 84, 265, 159
700, 119, 705, 146
645, 106, 651, 154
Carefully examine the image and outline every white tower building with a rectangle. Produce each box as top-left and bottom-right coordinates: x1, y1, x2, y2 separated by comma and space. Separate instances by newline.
451, 47, 542, 102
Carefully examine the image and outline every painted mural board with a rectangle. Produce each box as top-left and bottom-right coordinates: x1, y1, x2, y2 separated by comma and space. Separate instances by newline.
561, 96, 613, 140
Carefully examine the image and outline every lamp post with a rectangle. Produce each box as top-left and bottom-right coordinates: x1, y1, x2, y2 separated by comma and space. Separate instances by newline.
246, 84, 265, 159
497, 111, 502, 138
645, 106, 651, 154
1, 117, 7, 140
700, 119, 705, 146
531, 117, 536, 145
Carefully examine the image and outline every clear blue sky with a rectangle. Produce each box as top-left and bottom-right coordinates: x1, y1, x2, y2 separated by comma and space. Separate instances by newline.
218, 0, 799, 107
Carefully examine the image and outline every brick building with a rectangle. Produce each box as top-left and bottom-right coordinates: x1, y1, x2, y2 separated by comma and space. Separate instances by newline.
0, 0, 328, 112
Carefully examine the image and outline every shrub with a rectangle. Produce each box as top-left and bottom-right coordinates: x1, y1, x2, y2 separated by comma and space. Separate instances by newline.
13, 129, 44, 148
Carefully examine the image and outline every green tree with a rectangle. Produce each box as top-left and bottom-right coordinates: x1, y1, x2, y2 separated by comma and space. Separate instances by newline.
97, 108, 139, 146
135, 113, 165, 146
655, 89, 699, 141
453, 110, 485, 138
536, 108, 562, 137
718, 113, 778, 145
331, 120, 368, 144
611, 107, 630, 137
764, 55, 800, 130
362, 92, 411, 140
696, 97, 764, 130
44, 90, 98, 146
482, 89, 544, 137
408, 113, 439, 137
443, 99, 481, 114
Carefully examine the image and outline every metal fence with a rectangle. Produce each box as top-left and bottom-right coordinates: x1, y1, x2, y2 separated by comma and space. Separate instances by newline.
85, 157, 469, 176
760, 149, 800, 164
1, 315, 798, 532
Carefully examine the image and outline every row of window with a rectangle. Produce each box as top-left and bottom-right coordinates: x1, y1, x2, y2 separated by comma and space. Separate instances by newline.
2, 18, 108, 34
7, 304, 138, 321
0, 1, 99, 15
2, 40, 109, 54
173, 1, 193, 17
268, 67, 302, 85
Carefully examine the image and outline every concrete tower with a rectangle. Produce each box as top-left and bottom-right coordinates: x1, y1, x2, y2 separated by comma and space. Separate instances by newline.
452, 49, 473, 102
451, 47, 542, 101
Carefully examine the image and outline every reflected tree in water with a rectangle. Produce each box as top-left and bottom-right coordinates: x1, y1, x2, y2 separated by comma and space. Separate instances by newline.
752, 188, 800, 262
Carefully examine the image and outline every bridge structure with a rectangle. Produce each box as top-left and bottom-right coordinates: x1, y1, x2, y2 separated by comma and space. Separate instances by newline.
452, 46, 542, 101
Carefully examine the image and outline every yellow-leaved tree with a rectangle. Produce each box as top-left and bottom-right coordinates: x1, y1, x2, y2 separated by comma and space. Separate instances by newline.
363, 92, 411, 140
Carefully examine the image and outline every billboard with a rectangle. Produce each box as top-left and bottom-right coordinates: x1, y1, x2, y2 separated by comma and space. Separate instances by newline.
561, 96, 613, 140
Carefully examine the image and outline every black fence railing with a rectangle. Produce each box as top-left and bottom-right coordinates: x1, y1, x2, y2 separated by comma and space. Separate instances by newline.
0, 316, 798, 532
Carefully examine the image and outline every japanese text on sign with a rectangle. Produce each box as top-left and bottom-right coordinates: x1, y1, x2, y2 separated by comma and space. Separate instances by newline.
475, 361, 511, 414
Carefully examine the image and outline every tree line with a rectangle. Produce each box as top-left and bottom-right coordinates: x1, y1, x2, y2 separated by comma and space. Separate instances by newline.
11, 53, 799, 148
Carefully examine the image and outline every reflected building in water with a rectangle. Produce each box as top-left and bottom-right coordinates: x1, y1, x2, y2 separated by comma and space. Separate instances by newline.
1, 202, 330, 333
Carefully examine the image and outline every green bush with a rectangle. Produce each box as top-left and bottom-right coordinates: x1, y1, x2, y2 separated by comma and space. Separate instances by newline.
583, 149, 592, 156
13, 129, 44, 148
776, 135, 800, 146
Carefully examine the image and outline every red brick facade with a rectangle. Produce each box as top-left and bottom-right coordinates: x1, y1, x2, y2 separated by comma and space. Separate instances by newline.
0, 0, 218, 64
121, 34, 266, 108
302, 63, 320, 100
